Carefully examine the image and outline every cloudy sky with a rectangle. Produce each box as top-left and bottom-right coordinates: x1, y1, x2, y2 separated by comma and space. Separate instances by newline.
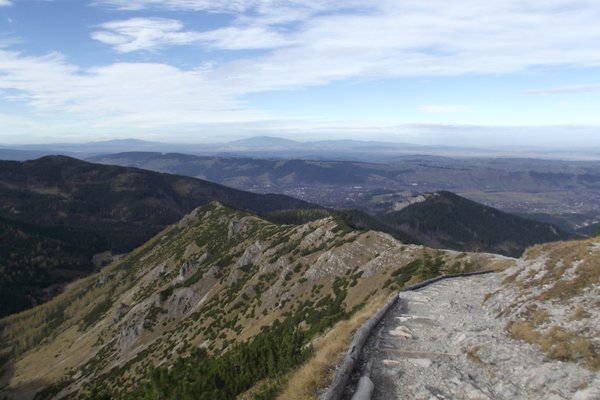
1, 0, 600, 146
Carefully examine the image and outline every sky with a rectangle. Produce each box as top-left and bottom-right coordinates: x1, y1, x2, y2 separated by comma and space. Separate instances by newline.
1, 0, 600, 147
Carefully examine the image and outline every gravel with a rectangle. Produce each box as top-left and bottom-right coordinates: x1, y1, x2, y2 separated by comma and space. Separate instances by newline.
353, 274, 599, 400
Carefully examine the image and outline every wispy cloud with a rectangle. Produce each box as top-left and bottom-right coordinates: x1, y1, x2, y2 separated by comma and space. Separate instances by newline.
0, 0, 12, 7
88, 1, 600, 88
419, 105, 473, 113
94, 0, 346, 14
94, 0, 256, 12
93, 1, 600, 90
524, 84, 600, 95
91, 18, 202, 53
92, 18, 291, 52
0, 49, 268, 130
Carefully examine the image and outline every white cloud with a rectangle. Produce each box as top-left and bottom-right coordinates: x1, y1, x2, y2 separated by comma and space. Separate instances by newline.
419, 105, 473, 113
92, 1, 600, 86
94, 0, 348, 13
94, 0, 255, 12
194, 25, 291, 50
126, 0, 600, 95
524, 84, 600, 95
92, 18, 201, 53
92, 18, 291, 52
0, 49, 268, 131
0, 0, 12, 7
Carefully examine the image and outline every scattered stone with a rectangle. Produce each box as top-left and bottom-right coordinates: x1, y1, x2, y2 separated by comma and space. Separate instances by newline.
389, 326, 413, 339
407, 358, 432, 368
360, 274, 597, 400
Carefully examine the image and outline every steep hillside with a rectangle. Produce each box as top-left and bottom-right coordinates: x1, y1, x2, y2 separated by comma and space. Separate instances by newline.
0, 217, 91, 316
377, 191, 573, 257
0, 203, 509, 400
0, 156, 317, 317
490, 238, 600, 370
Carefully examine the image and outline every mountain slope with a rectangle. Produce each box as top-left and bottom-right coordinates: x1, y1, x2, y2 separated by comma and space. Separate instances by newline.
377, 191, 573, 257
89, 152, 374, 187
0, 156, 318, 317
0, 203, 510, 400
491, 237, 600, 371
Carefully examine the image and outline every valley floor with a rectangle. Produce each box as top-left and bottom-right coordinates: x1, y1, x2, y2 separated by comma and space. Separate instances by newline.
357, 275, 599, 400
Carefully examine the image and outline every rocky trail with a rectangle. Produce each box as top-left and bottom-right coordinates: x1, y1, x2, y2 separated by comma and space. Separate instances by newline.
349, 274, 599, 400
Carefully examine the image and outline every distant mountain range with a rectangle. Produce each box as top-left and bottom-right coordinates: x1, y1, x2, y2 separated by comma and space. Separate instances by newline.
2, 136, 600, 161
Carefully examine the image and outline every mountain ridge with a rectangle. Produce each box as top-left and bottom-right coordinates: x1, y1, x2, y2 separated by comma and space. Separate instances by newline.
0, 155, 319, 318
0, 202, 512, 400
376, 191, 574, 257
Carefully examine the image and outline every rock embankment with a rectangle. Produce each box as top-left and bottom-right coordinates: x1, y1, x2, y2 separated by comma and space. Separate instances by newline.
354, 274, 599, 400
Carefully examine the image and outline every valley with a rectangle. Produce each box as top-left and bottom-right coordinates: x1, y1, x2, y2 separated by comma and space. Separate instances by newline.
89, 152, 600, 233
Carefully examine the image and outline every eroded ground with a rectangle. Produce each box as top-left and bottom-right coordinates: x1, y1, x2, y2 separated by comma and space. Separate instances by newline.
359, 275, 599, 400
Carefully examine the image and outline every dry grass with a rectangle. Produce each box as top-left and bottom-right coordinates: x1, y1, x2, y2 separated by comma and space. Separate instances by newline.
539, 326, 599, 369
570, 306, 591, 321
503, 238, 600, 371
276, 294, 389, 400
502, 271, 520, 285
537, 255, 600, 301
465, 345, 484, 366
481, 289, 502, 304
519, 239, 599, 303
525, 304, 550, 326
507, 322, 599, 371
507, 320, 541, 344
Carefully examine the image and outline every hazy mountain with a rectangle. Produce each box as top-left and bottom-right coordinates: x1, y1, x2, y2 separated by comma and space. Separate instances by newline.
6, 136, 600, 162
0, 149, 59, 161
226, 136, 302, 149
0, 202, 509, 400
2, 139, 164, 155
0, 156, 318, 317
377, 191, 574, 257
0, 137, 441, 161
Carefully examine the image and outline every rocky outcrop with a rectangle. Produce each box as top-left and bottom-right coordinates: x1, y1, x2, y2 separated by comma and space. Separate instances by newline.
113, 303, 129, 322
164, 287, 201, 316
116, 309, 147, 351
176, 252, 208, 283
228, 218, 251, 239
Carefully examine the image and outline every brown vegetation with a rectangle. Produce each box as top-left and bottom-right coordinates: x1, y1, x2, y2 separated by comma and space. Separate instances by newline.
507, 322, 599, 371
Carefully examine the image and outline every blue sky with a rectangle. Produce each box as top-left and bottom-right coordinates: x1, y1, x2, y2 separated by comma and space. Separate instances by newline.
1, 0, 600, 147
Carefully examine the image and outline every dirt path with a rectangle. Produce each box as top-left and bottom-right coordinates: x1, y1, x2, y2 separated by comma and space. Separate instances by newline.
356, 274, 598, 400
